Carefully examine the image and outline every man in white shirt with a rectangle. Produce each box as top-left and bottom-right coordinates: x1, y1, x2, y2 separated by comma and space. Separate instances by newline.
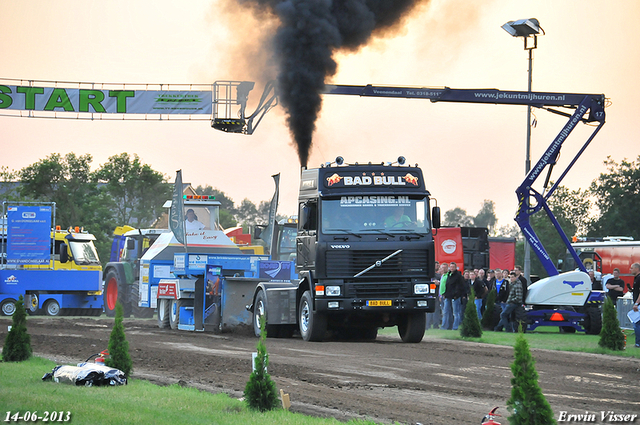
185, 209, 205, 231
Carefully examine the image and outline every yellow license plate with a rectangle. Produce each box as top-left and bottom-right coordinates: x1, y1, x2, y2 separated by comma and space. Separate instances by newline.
367, 300, 392, 307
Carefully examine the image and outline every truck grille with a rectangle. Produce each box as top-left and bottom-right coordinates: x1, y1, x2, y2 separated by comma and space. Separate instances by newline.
325, 249, 428, 280
351, 282, 405, 298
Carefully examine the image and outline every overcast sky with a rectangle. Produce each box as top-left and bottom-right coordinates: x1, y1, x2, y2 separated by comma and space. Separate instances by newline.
1, 0, 638, 231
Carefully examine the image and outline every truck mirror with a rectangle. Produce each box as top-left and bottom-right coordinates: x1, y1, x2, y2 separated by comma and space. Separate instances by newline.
300, 204, 310, 230
59, 242, 69, 263
253, 225, 264, 240
432, 206, 441, 229
126, 238, 135, 251
556, 258, 564, 271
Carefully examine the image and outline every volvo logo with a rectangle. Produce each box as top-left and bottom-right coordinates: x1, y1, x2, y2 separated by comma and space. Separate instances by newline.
330, 244, 351, 249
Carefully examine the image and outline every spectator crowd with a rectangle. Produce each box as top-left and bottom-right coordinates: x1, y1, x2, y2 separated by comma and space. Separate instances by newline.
426, 260, 637, 335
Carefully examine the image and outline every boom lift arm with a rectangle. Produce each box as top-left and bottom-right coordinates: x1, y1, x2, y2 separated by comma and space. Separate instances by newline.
324, 84, 607, 277
214, 80, 607, 276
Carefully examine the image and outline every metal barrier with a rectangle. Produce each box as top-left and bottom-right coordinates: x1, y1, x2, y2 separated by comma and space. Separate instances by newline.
617, 297, 635, 330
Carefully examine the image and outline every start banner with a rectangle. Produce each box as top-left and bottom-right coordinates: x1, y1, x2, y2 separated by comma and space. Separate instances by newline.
0, 84, 212, 115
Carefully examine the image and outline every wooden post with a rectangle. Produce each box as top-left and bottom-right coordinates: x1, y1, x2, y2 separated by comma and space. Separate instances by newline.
280, 389, 291, 410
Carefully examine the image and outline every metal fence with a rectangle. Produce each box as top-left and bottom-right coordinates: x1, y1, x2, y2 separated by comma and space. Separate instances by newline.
617, 297, 636, 330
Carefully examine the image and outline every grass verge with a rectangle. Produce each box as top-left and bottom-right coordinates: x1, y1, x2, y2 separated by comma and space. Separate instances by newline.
0, 357, 378, 425
379, 326, 640, 358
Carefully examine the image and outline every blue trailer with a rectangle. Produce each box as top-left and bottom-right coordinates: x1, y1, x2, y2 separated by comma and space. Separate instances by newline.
141, 249, 295, 333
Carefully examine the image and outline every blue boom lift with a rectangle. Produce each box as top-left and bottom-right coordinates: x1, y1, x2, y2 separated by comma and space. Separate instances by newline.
323, 84, 607, 333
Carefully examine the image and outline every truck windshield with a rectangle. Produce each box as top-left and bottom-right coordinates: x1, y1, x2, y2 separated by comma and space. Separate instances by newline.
69, 240, 100, 265
184, 205, 221, 231
321, 196, 430, 235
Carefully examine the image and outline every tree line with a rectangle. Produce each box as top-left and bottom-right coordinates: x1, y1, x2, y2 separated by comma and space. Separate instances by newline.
443, 156, 640, 278
0, 152, 275, 263
3, 153, 638, 277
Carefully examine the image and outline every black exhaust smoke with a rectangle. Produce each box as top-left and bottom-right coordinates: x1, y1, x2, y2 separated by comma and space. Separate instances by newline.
242, 0, 427, 167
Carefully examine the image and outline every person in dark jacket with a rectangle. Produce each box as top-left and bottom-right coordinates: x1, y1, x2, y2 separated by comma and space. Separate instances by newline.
494, 269, 510, 308
472, 273, 488, 320
514, 265, 528, 304
494, 272, 523, 332
444, 262, 466, 330
605, 268, 625, 304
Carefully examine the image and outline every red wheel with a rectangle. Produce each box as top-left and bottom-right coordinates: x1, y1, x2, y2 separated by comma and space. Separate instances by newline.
103, 270, 119, 317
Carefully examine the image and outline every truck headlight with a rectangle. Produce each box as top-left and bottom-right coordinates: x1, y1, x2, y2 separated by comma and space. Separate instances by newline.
414, 284, 430, 295
326, 286, 341, 296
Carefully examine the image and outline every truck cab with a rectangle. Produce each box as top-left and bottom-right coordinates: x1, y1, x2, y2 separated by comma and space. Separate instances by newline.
267, 157, 441, 342
249, 157, 440, 342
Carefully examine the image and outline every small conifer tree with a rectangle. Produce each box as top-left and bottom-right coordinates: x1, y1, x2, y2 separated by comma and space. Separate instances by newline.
507, 327, 556, 425
244, 315, 279, 412
481, 288, 497, 330
461, 288, 482, 338
2, 296, 32, 362
104, 301, 133, 377
598, 297, 625, 351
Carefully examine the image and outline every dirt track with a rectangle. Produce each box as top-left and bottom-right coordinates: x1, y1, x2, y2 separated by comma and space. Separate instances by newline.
3, 316, 640, 424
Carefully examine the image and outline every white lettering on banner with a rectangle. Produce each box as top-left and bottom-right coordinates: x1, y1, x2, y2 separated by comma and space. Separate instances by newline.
343, 175, 406, 186
340, 195, 410, 207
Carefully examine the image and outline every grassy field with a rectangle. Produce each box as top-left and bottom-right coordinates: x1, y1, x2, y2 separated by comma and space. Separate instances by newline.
380, 326, 640, 358
0, 357, 378, 425
2, 324, 637, 424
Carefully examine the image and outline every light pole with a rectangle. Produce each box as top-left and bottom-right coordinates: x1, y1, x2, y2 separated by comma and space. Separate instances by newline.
502, 18, 544, 284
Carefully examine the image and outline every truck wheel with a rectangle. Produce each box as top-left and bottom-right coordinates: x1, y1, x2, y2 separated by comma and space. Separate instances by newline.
398, 312, 426, 343
104, 270, 120, 317
130, 280, 154, 318
514, 305, 528, 333
299, 290, 327, 342
168, 299, 189, 330
157, 298, 171, 329
44, 299, 61, 317
584, 308, 602, 335
253, 291, 267, 337
0, 299, 16, 316
252, 290, 282, 338
26, 294, 40, 315
103, 269, 133, 317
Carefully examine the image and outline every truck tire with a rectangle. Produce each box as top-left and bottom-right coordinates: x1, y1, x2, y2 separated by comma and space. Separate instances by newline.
130, 280, 154, 318
398, 312, 426, 343
43, 299, 61, 317
299, 290, 327, 342
157, 298, 170, 329
0, 299, 16, 316
584, 308, 602, 335
103, 269, 131, 317
26, 294, 40, 315
514, 305, 528, 333
252, 290, 282, 338
253, 290, 266, 337
168, 299, 192, 330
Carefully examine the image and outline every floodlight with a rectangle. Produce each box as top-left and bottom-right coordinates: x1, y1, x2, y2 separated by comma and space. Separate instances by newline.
502, 18, 541, 37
